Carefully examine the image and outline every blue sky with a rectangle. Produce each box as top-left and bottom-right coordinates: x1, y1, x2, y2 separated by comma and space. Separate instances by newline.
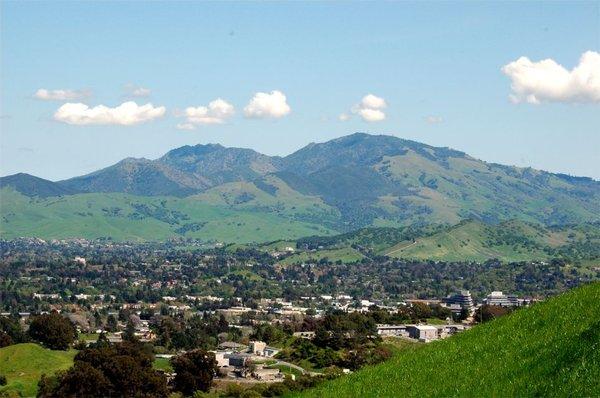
1, 1, 599, 180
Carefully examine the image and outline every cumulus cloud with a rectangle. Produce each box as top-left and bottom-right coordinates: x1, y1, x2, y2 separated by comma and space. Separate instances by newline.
176, 99, 235, 130
502, 51, 600, 104
346, 94, 387, 122
425, 115, 443, 124
176, 123, 197, 131
34, 88, 91, 101
54, 101, 166, 125
338, 113, 351, 121
124, 84, 151, 98
244, 90, 291, 119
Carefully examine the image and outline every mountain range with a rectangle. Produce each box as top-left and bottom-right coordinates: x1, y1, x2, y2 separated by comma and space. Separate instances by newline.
1, 133, 599, 242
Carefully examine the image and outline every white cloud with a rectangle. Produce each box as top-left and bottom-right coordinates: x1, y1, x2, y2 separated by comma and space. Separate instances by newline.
502, 51, 600, 104
348, 94, 387, 122
176, 123, 197, 131
244, 90, 291, 119
338, 113, 350, 121
54, 101, 166, 125
124, 84, 151, 98
425, 115, 443, 124
34, 88, 91, 101
177, 99, 235, 129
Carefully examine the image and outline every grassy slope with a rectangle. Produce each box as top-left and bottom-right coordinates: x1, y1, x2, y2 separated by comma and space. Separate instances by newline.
0, 343, 76, 397
382, 219, 591, 262
293, 282, 600, 398
279, 247, 365, 265
0, 188, 335, 243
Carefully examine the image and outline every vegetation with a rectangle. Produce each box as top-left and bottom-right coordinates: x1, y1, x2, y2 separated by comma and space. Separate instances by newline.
171, 349, 218, 395
2, 134, 599, 242
38, 341, 167, 398
28, 313, 76, 350
293, 282, 600, 397
0, 343, 76, 397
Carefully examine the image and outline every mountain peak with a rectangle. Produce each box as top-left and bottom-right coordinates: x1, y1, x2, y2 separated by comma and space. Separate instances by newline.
0, 173, 78, 197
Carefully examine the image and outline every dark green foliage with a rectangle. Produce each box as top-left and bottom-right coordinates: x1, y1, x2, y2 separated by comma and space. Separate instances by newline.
0, 316, 26, 346
28, 313, 75, 350
171, 349, 217, 395
38, 341, 168, 398
154, 314, 230, 351
474, 305, 512, 323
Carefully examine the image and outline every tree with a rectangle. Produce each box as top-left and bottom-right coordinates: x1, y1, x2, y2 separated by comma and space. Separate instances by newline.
105, 314, 118, 332
474, 305, 511, 323
0, 331, 13, 348
171, 349, 217, 395
0, 316, 26, 345
38, 341, 168, 398
29, 313, 76, 350
123, 320, 137, 342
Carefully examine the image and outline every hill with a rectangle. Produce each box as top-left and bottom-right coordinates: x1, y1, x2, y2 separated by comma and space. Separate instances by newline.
2, 133, 599, 241
0, 188, 333, 242
272, 220, 600, 264
383, 219, 571, 262
0, 343, 76, 397
0, 173, 79, 198
293, 282, 600, 397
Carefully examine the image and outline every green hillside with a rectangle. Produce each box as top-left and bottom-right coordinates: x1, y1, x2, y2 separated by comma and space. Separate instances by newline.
0, 188, 334, 243
384, 220, 550, 262
0, 343, 76, 397
293, 282, 600, 397
268, 220, 600, 264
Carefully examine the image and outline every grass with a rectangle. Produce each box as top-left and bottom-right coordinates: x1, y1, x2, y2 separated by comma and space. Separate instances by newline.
0, 343, 76, 397
153, 357, 173, 372
382, 219, 599, 263
268, 364, 303, 378
292, 282, 600, 397
279, 247, 365, 265
0, 188, 335, 243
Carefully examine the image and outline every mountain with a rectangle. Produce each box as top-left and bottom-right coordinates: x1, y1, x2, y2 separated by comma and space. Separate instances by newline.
294, 282, 600, 397
1, 133, 599, 241
60, 144, 280, 197
0, 173, 79, 197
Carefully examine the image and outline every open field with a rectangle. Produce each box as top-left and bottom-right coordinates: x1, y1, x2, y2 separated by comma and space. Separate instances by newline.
0, 343, 77, 397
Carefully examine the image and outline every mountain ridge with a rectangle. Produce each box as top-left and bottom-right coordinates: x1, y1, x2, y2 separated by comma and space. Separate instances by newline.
1, 133, 599, 239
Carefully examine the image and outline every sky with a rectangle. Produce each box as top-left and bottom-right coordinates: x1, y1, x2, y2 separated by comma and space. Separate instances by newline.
1, 1, 599, 181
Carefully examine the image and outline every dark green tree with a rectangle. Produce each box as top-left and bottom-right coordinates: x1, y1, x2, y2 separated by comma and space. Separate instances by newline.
28, 313, 75, 350
171, 349, 217, 395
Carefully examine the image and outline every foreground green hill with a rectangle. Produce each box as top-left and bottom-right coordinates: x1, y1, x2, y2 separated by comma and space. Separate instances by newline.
293, 282, 600, 398
0, 343, 76, 397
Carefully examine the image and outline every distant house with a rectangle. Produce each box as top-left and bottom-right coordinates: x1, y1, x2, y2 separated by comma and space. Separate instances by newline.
219, 341, 247, 352
376, 324, 409, 338
442, 290, 474, 315
293, 331, 316, 340
249, 341, 267, 355
484, 291, 520, 307
227, 353, 252, 367
407, 325, 438, 342
252, 367, 282, 381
